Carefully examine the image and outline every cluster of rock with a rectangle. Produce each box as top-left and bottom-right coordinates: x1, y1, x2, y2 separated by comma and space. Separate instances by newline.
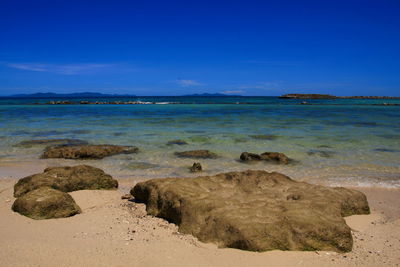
45, 100, 162, 105
132, 170, 370, 252
12, 165, 118, 219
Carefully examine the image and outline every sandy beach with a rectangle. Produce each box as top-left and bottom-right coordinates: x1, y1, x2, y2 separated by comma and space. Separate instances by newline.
1, 174, 399, 267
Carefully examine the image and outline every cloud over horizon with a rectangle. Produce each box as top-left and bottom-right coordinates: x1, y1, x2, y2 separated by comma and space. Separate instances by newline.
5, 62, 125, 75
175, 79, 203, 87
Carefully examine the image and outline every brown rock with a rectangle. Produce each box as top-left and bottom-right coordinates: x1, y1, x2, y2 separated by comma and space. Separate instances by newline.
132, 170, 370, 252
189, 162, 202, 172
14, 165, 118, 198
174, 150, 217, 159
41, 144, 138, 159
240, 152, 290, 164
12, 187, 81, 220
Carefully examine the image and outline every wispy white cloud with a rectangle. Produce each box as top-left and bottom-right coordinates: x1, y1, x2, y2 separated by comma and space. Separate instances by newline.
221, 90, 245, 95
5, 62, 127, 75
175, 79, 202, 87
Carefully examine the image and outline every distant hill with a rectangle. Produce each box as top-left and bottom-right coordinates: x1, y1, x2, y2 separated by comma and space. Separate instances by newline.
5, 92, 136, 98
183, 93, 241, 97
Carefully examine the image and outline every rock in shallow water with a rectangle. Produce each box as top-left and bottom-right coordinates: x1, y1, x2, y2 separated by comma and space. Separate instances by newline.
174, 150, 217, 159
14, 165, 118, 198
132, 170, 369, 252
189, 162, 202, 172
41, 144, 138, 159
240, 151, 291, 164
12, 187, 81, 220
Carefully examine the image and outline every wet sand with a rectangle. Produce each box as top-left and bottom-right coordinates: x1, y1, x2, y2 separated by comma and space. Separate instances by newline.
1, 175, 399, 267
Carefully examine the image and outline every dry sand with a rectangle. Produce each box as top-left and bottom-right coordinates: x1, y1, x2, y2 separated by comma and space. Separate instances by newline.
0, 177, 399, 267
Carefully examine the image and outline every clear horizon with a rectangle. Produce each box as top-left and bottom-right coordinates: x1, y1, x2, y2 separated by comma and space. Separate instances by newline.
1, 0, 400, 96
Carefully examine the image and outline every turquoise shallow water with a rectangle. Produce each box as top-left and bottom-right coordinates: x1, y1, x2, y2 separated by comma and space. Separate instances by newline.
0, 96, 399, 187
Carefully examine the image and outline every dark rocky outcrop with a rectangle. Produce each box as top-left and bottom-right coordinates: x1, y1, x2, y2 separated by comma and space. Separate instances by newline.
189, 162, 202, 172
14, 165, 118, 198
132, 170, 370, 252
15, 139, 88, 148
174, 150, 217, 159
240, 152, 290, 164
41, 145, 138, 159
12, 187, 81, 220
167, 139, 188, 145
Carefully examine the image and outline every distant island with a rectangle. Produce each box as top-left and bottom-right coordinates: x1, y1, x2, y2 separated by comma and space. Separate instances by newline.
280, 94, 400, 99
5, 92, 136, 98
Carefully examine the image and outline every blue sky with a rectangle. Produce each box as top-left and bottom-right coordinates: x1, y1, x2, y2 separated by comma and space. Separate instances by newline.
0, 0, 399, 96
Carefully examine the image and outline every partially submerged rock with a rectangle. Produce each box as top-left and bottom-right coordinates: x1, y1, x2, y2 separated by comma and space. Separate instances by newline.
15, 139, 88, 148
12, 187, 81, 220
240, 152, 290, 164
189, 162, 202, 172
167, 139, 188, 145
132, 170, 369, 252
42, 144, 138, 159
14, 165, 118, 198
175, 150, 217, 159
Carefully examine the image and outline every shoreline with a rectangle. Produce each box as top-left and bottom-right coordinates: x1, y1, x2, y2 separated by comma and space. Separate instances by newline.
0, 174, 399, 266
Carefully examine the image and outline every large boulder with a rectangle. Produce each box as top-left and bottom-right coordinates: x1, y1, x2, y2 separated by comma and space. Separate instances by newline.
41, 144, 138, 159
132, 170, 370, 252
174, 150, 217, 159
15, 139, 88, 148
240, 152, 290, 164
14, 165, 118, 198
12, 187, 81, 220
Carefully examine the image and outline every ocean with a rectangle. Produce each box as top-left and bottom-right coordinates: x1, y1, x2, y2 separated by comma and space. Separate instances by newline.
0, 96, 399, 187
